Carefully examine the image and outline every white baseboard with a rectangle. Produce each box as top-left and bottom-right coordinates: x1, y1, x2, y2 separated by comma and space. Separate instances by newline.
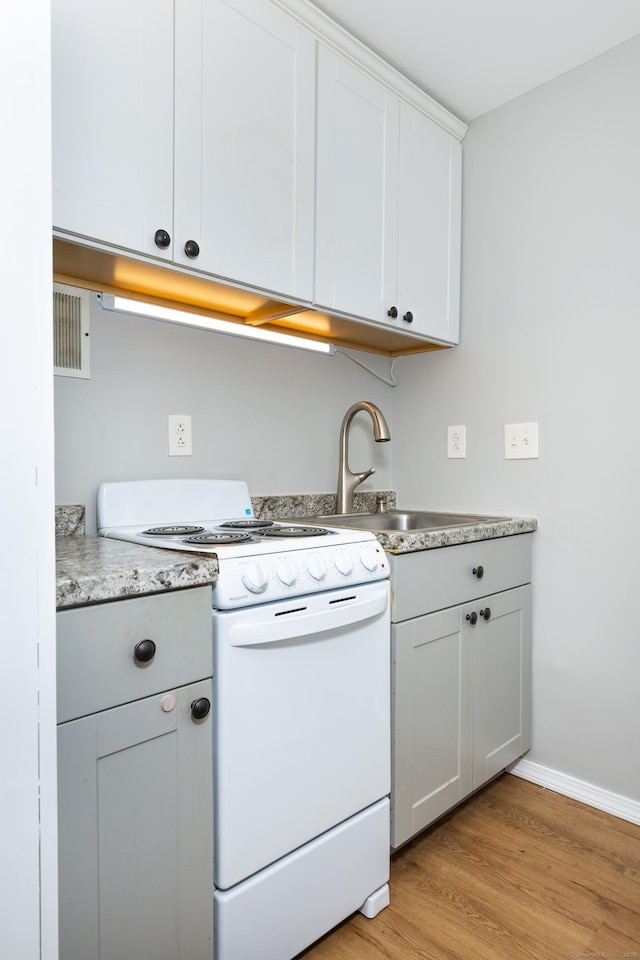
507, 758, 640, 825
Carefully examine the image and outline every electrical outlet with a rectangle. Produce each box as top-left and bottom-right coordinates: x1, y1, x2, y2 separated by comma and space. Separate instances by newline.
447, 425, 466, 458
504, 422, 539, 459
168, 414, 192, 456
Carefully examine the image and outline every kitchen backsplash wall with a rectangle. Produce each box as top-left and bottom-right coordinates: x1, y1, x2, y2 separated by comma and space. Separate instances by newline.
54, 294, 395, 534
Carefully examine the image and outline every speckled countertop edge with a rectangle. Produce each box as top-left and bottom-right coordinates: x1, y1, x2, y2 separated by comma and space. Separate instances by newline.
56, 536, 219, 609
360, 516, 537, 553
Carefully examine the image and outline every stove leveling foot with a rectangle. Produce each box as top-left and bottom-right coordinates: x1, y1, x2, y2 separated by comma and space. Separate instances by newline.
359, 882, 390, 918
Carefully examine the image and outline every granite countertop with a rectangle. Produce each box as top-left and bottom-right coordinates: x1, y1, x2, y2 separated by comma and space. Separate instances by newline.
253, 493, 537, 555
345, 515, 537, 554
56, 536, 219, 609
54, 493, 536, 608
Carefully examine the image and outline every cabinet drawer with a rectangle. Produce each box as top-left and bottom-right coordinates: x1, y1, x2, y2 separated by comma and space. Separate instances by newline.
57, 587, 213, 722
389, 534, 532, 622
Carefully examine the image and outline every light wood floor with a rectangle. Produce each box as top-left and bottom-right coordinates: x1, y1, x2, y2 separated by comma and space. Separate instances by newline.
298, 773, 640, 959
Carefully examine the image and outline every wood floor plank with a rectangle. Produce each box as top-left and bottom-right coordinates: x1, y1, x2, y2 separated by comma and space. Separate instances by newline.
297, 774, 640, 959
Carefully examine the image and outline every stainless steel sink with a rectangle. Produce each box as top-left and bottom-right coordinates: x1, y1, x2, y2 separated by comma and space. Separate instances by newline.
303, 510, 506, 533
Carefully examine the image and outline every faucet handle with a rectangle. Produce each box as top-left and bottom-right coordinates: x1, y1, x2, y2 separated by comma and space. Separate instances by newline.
356, 467, 375, 483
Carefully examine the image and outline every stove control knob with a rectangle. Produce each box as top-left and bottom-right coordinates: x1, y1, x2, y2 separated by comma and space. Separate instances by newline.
276, 558, 296, 587
334, 551, 353, 577
242, 560, 268, 594
306, 556, 326, 581
360, 546, 381, 572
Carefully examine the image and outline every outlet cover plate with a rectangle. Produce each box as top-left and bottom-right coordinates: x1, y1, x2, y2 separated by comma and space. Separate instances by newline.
168, 414, 192, 456
504, 422, 539, 459
447, 425, 466, 458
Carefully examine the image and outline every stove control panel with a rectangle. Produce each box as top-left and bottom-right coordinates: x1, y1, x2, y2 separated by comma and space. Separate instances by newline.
212, 542, 389, 609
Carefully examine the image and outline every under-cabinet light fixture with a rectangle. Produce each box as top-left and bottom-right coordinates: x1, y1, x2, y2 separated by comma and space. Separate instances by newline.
98, 293, 334, 355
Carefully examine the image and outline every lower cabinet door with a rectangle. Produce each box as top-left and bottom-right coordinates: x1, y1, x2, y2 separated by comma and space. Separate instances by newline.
57, 679, 213, 960
469, 585, 532, 787
391, 584, 532, 848
391, 606, 472, 849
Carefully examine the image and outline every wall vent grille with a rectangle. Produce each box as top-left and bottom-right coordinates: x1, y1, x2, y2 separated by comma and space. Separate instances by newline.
53, 282, 90, 378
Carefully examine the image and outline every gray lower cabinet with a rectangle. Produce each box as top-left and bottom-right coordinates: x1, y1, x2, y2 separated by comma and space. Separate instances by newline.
390, 535, 532, 849
57, 587, 214, 960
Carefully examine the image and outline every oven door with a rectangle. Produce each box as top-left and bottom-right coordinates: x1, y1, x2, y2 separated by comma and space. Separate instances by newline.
213, 579, 390, 891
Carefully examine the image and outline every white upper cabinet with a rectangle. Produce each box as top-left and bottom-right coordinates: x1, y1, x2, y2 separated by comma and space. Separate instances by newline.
51, 0, 466, 348
395, 105, 461, 343
315, 47, 399, 323
53, 0, 315, 301
51, 0, 175, 260
315, 46, 462, 344
174, 0, 315, 300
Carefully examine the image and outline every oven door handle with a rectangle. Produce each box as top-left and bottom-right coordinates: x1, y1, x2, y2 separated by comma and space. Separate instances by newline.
227, 589, 389, 647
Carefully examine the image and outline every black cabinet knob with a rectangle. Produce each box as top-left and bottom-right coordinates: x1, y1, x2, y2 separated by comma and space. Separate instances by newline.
154, 229, 171, 249
465, 611, 478, 626
387, 306, 398, 319
402, 311, 414, 323
472, 565, 484, 580
480, 607, 492, 621
191, 697, 211, 721
184, 240, 200, 259
134, 638, 156, 664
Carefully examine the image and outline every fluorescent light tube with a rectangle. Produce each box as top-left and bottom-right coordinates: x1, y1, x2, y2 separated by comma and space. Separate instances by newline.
98, 293, 334, 355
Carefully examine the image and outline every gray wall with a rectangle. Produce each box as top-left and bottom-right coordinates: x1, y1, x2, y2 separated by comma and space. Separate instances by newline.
393, 35, 640, 804
54, 296, 395, 534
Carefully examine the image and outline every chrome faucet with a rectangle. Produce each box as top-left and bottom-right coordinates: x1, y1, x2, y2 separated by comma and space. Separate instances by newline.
336, 401, 391, 514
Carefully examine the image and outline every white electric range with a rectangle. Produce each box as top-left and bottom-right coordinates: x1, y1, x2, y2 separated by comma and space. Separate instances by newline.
97, 478, 391, 960
97, 477, 388, 608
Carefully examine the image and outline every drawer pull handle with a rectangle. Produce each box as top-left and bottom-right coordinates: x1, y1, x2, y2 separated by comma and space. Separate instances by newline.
472, 565, 484, 580
134, 638, 156, 664
465, 611, 478, 626
480, 607, 492, 621
191, 697, 211, 721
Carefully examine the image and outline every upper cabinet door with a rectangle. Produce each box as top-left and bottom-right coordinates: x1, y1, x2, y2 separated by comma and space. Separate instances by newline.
315, 47, 462, 344
315, 47, 399, 323
174, 0, 316, 301
394, 104, 462, 343
51, 0, 174, 260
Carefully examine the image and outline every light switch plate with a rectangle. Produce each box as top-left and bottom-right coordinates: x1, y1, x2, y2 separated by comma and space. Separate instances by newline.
504, 422, 539, 459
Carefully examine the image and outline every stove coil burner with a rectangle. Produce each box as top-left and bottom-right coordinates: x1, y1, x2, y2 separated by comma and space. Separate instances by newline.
257, 525, 329, 538
144, 525, 205, 537
218, 519, 275, 530
185, 532, 256, 546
